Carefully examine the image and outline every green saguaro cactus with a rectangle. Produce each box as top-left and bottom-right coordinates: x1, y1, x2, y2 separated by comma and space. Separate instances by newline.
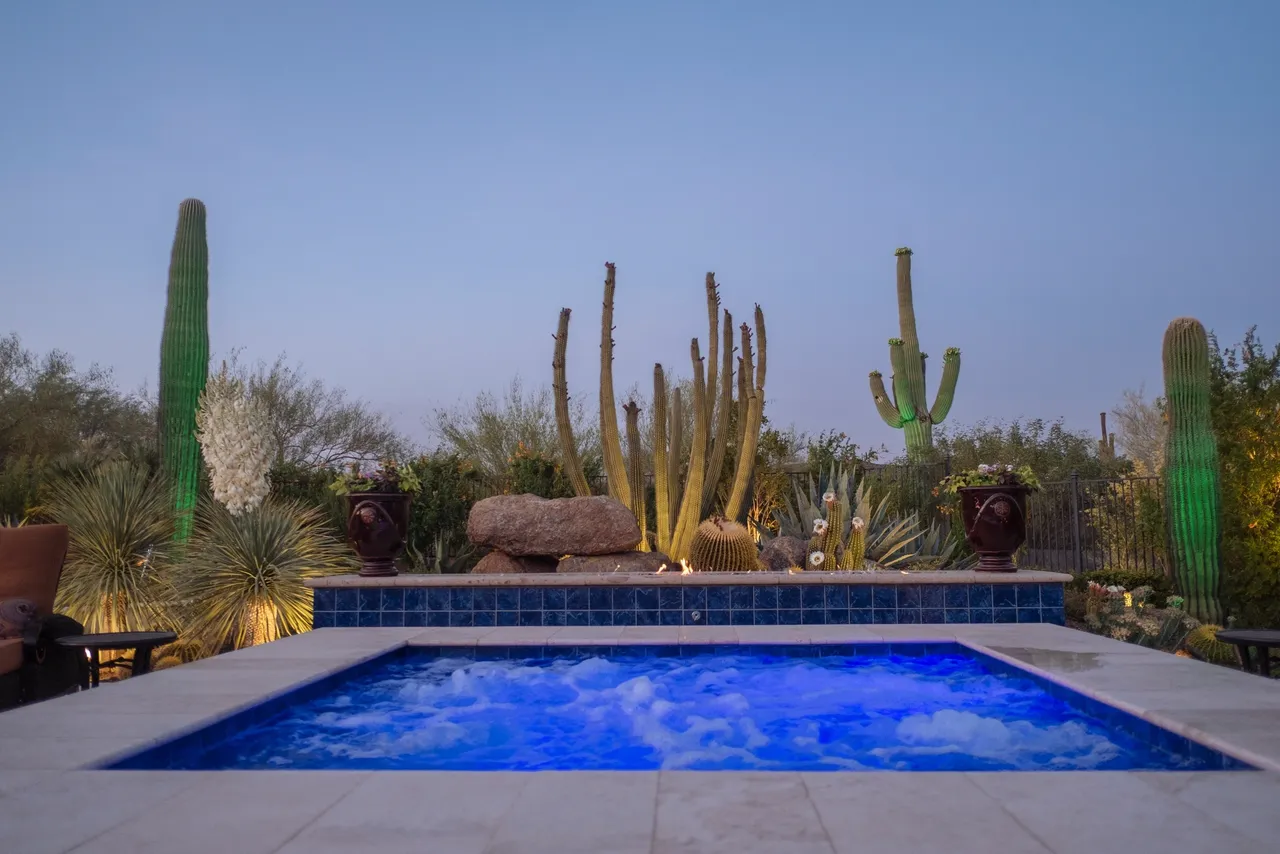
1162, 317, 1224, 623
157, 200, 211, 541
868, 248, 961, 459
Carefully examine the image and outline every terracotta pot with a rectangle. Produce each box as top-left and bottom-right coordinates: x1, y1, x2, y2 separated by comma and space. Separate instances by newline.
958, 485, 1031, 572
345, 493, 412, 577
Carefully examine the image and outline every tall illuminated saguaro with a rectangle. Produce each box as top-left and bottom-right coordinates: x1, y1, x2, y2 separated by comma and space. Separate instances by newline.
1162, 317, 1223, 623
157, 199, 210, 541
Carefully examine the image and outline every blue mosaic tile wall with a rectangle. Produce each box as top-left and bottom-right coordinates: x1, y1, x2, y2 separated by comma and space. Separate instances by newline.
312, 582, 1066, 629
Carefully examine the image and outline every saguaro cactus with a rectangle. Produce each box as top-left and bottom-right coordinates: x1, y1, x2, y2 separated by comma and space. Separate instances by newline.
1162, 317, 1224, 623
869, 248, 960, 458
158, 198, 211, 541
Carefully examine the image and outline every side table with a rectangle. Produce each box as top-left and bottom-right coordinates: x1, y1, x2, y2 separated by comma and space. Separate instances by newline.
55, 631, 179, 688
1214, 629, 1280, 677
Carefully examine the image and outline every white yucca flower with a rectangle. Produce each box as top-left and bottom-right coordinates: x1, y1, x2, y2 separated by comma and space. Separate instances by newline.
196, 365, 277, 516
809, 551, 825, 567
813, 518, 829, 536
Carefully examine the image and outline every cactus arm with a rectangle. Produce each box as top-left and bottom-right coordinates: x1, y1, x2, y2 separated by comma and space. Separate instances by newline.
869, 371, 904, 428
704, 273, 720, 431
887, 339, 917, 423
623, 401, 649, 551
670, 340, 709, 561
753, 304, 767, 389
735, 322, 754, 453
158, 198, 211, 542
1162, 317, 1224, 623
552, 308, 592, 496
702, 309, 735, 515
668, 386, 683, 526
894, 248, 930, 416
652, 365, 673, 554
929, 347, 962, 424
724, 311, 767, 521
598, 263, 632, 507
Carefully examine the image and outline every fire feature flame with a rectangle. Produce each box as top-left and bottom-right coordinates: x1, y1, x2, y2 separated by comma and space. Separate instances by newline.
679, 559, 693, 575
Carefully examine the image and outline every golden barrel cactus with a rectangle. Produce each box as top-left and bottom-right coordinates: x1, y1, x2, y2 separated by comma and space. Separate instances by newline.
690, 517, 763, 572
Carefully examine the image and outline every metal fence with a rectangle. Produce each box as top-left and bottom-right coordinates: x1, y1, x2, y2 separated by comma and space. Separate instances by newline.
1020, 474, 1167, 576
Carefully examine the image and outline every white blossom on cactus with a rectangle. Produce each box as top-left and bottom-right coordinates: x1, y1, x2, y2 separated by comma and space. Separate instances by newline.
809, 551, 825, 567
851, 516, 865, 531
813, 518, 828, 536
822, 491, 836, 504
196, 365, 277, 516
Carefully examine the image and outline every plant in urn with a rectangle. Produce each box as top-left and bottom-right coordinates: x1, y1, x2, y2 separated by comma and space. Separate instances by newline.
330, 460, 421, 577
939, 463, 1040, 572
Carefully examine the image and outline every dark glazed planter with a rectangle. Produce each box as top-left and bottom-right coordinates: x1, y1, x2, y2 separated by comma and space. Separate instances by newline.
345, 492, 411, 578
958, 485, 1030, 572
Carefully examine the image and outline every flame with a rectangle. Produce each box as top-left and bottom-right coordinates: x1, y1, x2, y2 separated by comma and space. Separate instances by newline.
655, 563, 667, 574
679, 559, 694, 575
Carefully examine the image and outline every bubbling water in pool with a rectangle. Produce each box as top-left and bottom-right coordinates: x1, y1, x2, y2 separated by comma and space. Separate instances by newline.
197, 649, 1205, 771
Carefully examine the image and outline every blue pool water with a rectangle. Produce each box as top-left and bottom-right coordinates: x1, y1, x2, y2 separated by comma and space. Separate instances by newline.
123, 645, 1248, 771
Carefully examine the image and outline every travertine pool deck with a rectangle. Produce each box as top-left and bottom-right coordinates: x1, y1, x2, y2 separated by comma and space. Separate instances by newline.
1, 623, 1278, 853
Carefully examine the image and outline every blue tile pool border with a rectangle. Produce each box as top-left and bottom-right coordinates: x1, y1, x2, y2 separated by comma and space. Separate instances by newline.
102, 641, 1254, 772
311, 581, 1066, 629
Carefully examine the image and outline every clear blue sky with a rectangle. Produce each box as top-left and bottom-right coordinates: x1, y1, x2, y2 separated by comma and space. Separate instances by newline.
3, 1, 1277, 457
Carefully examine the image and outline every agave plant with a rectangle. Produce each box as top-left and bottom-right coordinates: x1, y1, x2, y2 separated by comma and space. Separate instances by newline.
178, 497, 355, 653
40, 461, 177, 633
768, 464, 927, 568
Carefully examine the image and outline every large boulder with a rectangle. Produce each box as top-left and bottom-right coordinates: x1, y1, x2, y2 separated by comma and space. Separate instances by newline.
557, 551, 671, 574
760, 536, 808, 572
471, 551, 559, 574
467, 494, 642, 557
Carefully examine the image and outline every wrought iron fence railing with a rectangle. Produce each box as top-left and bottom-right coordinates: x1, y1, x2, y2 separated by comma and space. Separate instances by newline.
1020, 474, 1166, 576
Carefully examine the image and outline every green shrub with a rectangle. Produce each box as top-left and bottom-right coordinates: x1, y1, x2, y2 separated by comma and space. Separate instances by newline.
406, 454, 484, 573
267, 462, 345, 537
506, 443, 574, 499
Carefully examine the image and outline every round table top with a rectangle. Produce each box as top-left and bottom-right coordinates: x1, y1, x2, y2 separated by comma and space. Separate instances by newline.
1215, 629, 1280, 645
55, 631, 179, 649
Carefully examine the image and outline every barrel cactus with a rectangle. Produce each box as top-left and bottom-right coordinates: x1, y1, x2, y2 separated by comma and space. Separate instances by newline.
1162, 318, 1224, 623
158, 199, 211, 541
689, 517, 762, 572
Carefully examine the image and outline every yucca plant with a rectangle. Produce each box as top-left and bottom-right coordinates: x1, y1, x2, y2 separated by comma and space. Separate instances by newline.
178, 497, 355, 653
40, 461, 177, 633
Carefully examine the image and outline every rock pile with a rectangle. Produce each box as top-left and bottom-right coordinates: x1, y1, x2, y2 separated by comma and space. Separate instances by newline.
467, 494, 669, 573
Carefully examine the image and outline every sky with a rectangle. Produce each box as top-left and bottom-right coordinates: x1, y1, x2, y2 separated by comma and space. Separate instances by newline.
2, 1, 1277, 458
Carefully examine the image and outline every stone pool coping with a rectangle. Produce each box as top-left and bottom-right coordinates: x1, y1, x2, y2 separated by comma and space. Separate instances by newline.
305, 569, 1074, 586
1, 624, 1277, 853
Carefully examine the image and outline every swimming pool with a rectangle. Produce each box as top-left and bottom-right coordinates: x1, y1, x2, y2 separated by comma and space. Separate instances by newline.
108, 643, 1253, 772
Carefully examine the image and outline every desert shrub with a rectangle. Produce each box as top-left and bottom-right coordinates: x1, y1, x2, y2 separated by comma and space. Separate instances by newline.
406, 454, 484, 573
1209, 329, 1280, 629
506, 443, 575, 499
1071, 569, 1173, 608
267, 461, 346, 537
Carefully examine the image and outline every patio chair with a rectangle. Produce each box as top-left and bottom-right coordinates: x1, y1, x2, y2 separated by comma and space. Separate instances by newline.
0, 524, 84, 709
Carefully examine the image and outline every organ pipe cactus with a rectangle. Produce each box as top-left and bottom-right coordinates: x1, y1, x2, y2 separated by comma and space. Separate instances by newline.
552, 309, 592, 496
623, 401, 649, 551
868, 248, 960, 459
1161, 318, 1224, 623
553, 264, 768, 562
158, 198, 211, 541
